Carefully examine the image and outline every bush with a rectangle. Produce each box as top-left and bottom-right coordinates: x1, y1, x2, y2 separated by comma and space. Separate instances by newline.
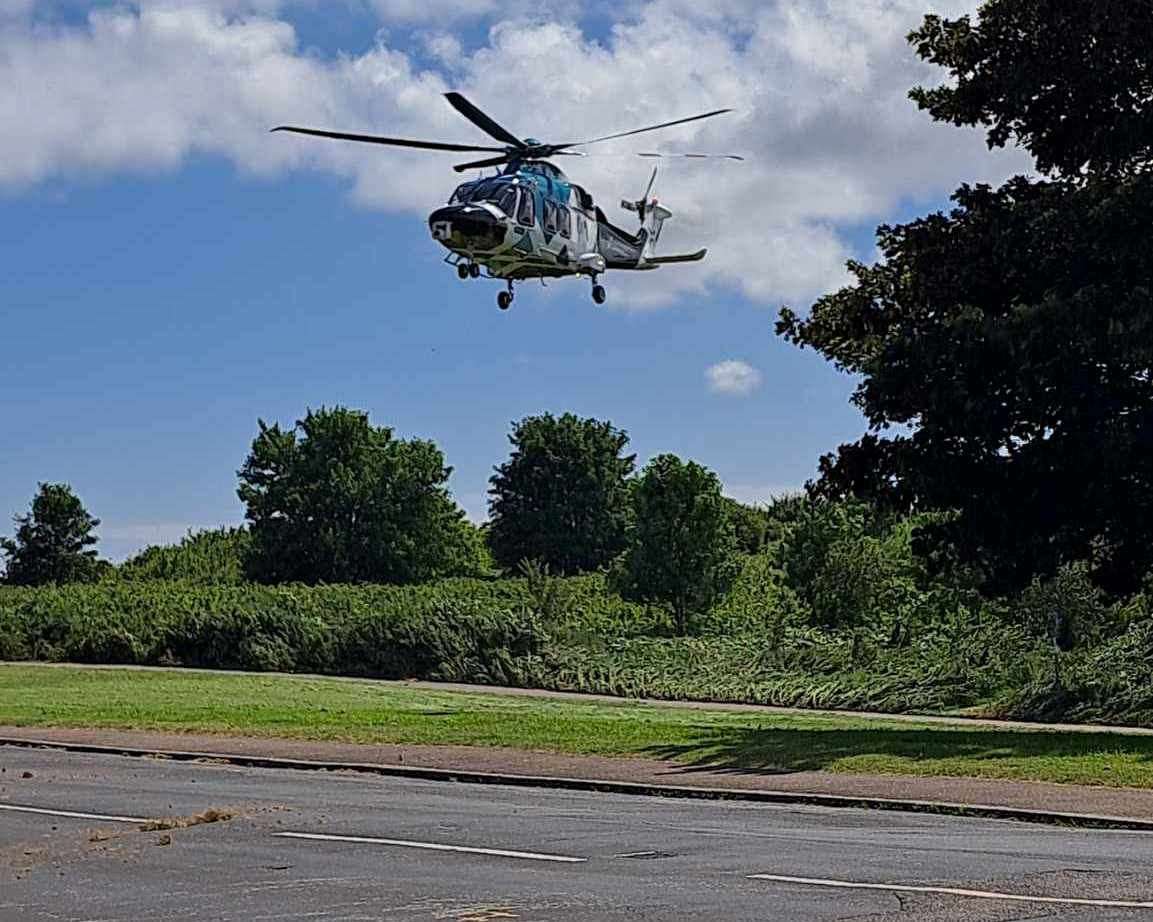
119, 528, 250, 585
0, 579, 555, 682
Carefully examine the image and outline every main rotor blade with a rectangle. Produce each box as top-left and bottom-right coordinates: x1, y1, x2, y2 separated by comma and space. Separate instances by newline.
444, 93, 526, 149
453, 154, 513, 173
636, 152, 745, 160
558, 108, 733, 150
272, 126, 506, 154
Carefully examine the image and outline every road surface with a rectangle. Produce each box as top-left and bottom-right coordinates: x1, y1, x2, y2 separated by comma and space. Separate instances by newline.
3, 745, 1153, 920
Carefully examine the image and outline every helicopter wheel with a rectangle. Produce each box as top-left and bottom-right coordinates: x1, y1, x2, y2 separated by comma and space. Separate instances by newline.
469, 263, 481, 279
457, 263, 470, 280
497, 290, 513, 311
591, 284, 607, 305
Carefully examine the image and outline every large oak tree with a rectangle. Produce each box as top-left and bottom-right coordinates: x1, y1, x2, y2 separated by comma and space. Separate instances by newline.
779, 0, 1153, 594
238, 407, 482, 584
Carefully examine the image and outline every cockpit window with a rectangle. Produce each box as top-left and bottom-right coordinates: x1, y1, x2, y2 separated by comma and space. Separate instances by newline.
451, 179, 504, 204
450, 183, 476, 204
495, 187, 519, 216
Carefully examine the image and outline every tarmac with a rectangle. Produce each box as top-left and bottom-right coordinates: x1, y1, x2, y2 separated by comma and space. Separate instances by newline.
6, 742, 1153, 920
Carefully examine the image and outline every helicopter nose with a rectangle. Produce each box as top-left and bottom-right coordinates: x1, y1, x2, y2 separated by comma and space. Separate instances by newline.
428, 205, 503, 250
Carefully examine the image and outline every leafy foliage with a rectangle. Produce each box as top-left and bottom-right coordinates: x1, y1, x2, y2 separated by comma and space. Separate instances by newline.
238, 407, 478, 585
773, 500, 921, 632
487, 413, 635, 574
0, 579, 548, 681
724, 498, 772, 555
119, 528, 250, 585
909, 0, 1153, 178
779, 0, 1153, 596
2, 483, 105, 586
1017, 562, 1116, 654
614, 454, 739, 635
779, 174, 1153, 595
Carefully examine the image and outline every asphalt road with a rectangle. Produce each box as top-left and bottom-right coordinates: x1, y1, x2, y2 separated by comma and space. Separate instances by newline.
3, 747, 1153, 921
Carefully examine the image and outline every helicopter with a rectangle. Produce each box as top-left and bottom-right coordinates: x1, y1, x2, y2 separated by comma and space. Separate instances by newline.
273, 93, 742, 310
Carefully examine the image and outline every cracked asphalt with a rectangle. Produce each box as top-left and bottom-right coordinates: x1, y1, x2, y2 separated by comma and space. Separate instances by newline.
3, 746, 1153, 921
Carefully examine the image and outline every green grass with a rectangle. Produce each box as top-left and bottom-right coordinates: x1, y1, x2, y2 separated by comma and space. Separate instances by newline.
4, 664, 1153, 788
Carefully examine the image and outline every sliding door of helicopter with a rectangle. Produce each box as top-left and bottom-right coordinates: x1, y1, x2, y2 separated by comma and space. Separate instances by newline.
540, 200, 574, 265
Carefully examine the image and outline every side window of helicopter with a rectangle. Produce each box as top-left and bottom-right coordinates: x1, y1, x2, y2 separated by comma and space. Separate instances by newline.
558, 204, 571, 239
517, 189, 535, 227
543, 201, 558, 236
496, 187, 518, 217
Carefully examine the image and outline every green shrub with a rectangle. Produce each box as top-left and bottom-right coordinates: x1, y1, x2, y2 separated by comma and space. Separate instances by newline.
0, 601, 29, 661
119, 528, 250, 585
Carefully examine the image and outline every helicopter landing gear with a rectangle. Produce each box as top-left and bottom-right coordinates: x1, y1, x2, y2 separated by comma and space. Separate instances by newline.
457, 263, 470, 280
497, 281, 514, 311
469, 263, 481, 279
591, 282, 607, 305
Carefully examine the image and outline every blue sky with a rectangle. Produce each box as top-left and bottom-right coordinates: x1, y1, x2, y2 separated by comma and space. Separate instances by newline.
0, 0, 1020, 560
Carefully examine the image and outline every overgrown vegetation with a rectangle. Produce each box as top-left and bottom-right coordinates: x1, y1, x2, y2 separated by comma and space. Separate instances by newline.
6, 1, 1153, 736
3, 510, 1153, 726
119, 528, 250, 585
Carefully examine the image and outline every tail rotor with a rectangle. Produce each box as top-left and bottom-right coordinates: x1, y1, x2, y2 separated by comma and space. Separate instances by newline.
621, 166, 660, 227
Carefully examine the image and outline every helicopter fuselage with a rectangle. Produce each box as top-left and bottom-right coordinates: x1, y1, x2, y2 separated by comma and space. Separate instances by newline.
428, 161, 649, 284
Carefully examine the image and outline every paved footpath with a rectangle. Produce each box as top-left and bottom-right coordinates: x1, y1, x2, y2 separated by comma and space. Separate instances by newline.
5, 725, 1153, 824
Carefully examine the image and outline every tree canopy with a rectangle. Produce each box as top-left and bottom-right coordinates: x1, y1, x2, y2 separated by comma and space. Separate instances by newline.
779, 0, 1153, 594
615, 454, 737, 635
237, 407, 483, 584
909, 0, 1153, 178
487, 412, 635, 574
2, 483, 104, 586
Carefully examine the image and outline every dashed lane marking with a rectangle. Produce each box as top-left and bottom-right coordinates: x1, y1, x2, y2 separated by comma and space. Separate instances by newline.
747, 874, 1153, 909
0, 803, 149, 824
276, 832, 587, 864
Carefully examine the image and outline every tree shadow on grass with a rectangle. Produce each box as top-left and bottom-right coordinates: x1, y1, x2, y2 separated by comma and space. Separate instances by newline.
643, 725, 1153, 778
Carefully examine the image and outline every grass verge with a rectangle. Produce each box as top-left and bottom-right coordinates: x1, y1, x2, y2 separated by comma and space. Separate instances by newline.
3, 664, 1153, 789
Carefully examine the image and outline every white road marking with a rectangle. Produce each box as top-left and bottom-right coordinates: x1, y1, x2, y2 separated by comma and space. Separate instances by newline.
275, 832, 587, 864
748, 874, 1153, 909
0, 803, 149, 824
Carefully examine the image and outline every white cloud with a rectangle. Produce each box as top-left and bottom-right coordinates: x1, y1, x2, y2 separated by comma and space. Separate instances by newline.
724, 483, 803, 507
707, 359, 762, 396
0, 0, 33, 19
370, 0, 497, 23
0, 0, 1026, 306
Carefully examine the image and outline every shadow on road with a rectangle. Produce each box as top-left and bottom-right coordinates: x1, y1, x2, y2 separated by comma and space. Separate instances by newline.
642, 725, 1153, 778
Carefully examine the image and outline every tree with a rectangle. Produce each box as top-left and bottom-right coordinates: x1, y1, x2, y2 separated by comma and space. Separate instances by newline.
909, 0, 1153, 179
773, 499, 919, 631
237, 407, 475, 584
2, 483, 104, 586
615, 454, 738, 635
487, 413, 635, 574
777, 1, 1153, 595
723, 498, 771, 555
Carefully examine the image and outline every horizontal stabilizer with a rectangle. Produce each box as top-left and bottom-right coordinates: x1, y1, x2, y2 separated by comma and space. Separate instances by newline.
646, 249, 707, 265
